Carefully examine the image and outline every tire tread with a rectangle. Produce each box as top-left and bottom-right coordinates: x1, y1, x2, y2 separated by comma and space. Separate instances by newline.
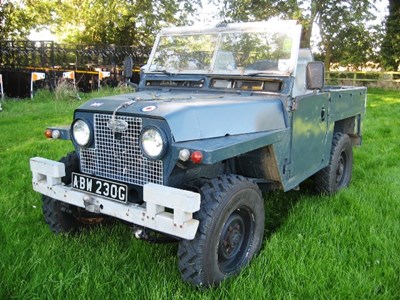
42, 152, 81, 234
314, 132, 353, 194
178, 174, 263, 287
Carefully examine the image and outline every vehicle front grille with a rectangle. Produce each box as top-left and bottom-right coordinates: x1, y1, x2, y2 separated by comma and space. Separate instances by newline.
80, 114, 163, 186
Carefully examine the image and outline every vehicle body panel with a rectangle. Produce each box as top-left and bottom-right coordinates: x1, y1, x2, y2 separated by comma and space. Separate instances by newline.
78, 91, 287, 142
289, 92, 331, 187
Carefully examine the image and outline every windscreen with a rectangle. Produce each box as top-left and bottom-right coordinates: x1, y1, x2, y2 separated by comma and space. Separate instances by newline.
147, 22, 300, 75
149, 34, 218, 73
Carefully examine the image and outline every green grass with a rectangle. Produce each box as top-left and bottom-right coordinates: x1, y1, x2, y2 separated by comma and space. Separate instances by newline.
0, 88, 399, 299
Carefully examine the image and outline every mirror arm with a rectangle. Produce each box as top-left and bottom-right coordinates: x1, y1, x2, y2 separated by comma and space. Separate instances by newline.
127, 80, 138, 91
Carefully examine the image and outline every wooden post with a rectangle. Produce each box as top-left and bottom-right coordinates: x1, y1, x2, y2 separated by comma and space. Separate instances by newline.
326, 71, 330, 85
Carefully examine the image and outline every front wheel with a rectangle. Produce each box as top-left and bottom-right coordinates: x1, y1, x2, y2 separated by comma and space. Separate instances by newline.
178, 175, 265, 287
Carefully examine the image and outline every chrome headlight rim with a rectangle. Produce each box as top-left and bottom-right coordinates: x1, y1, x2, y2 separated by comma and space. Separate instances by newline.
139, 126, 168, 160
71, 119, 92, 148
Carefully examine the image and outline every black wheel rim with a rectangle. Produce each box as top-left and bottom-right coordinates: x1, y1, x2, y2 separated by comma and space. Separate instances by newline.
218, 207, 254, 274
336, 150, 347, 185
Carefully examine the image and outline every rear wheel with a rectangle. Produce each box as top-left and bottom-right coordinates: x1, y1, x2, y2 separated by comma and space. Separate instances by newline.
42, 152, 104, 234
314, 132, 353, 194
178, 175, 265, 287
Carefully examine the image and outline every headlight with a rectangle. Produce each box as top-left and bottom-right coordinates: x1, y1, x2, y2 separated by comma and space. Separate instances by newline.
140, 126, 167, 159
72, 119, 91, 147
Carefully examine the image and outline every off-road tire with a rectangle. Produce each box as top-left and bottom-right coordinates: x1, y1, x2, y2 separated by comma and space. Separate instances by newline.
178, 175, 265, 287
314, 132, 353, 194
42, 151, 100, 234
59, 151, 80, 185
42, 195, 82, 234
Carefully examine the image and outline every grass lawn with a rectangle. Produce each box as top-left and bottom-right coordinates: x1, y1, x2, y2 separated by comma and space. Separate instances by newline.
0, 88, 399, 299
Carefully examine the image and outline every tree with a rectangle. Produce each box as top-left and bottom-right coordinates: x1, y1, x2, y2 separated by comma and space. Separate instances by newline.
315, 1, 376, 69
381, 0, 400, 70
0, 1, 30, 40
49, 0, 200, 46
1, 0, 200, 46
0, 0, 53, 40
317, 24, 380, 70
218, 0, 377, 69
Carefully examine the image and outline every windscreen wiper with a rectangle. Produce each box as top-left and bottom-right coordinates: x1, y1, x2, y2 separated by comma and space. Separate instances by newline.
149, 69, 176, 76
245, 71, 286, 76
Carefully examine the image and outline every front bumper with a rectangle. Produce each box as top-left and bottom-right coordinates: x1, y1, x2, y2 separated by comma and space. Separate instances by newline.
30, 157, 201, 240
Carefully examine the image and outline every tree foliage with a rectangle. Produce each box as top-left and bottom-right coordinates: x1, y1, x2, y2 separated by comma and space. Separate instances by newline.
0, 1, 25, 39
1, 0, 199, 46
315, 1, 377, 69
0, 0, 53, 40
219, 0, 377, 69
381, 0, 400, 70
0, 0, 395, 70
50, 0, 200, 46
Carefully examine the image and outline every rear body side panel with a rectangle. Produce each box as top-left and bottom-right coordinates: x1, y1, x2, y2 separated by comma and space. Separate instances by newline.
287, 92, 331, 190
285, 86, 366, 190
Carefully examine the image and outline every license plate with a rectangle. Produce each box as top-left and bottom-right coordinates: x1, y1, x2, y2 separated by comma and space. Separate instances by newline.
71, 173, 128, 202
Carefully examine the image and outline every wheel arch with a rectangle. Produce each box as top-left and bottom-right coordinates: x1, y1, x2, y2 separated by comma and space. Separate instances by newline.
333, 115, 362, 146
168, 129, 290, 190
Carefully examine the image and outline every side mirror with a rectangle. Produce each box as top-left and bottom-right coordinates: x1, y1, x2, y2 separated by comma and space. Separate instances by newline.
123, 56, 133, 79
306, 61, 324, 90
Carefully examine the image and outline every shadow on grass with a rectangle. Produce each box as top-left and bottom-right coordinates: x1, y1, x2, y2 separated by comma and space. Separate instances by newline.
263, 180, 315, 239
56, 216, 180, 256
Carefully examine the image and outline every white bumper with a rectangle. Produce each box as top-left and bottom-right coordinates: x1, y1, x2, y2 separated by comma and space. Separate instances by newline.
30, 157, 201, 240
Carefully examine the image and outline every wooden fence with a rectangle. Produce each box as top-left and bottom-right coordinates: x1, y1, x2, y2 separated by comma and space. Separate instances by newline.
326, 71, 400, 89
